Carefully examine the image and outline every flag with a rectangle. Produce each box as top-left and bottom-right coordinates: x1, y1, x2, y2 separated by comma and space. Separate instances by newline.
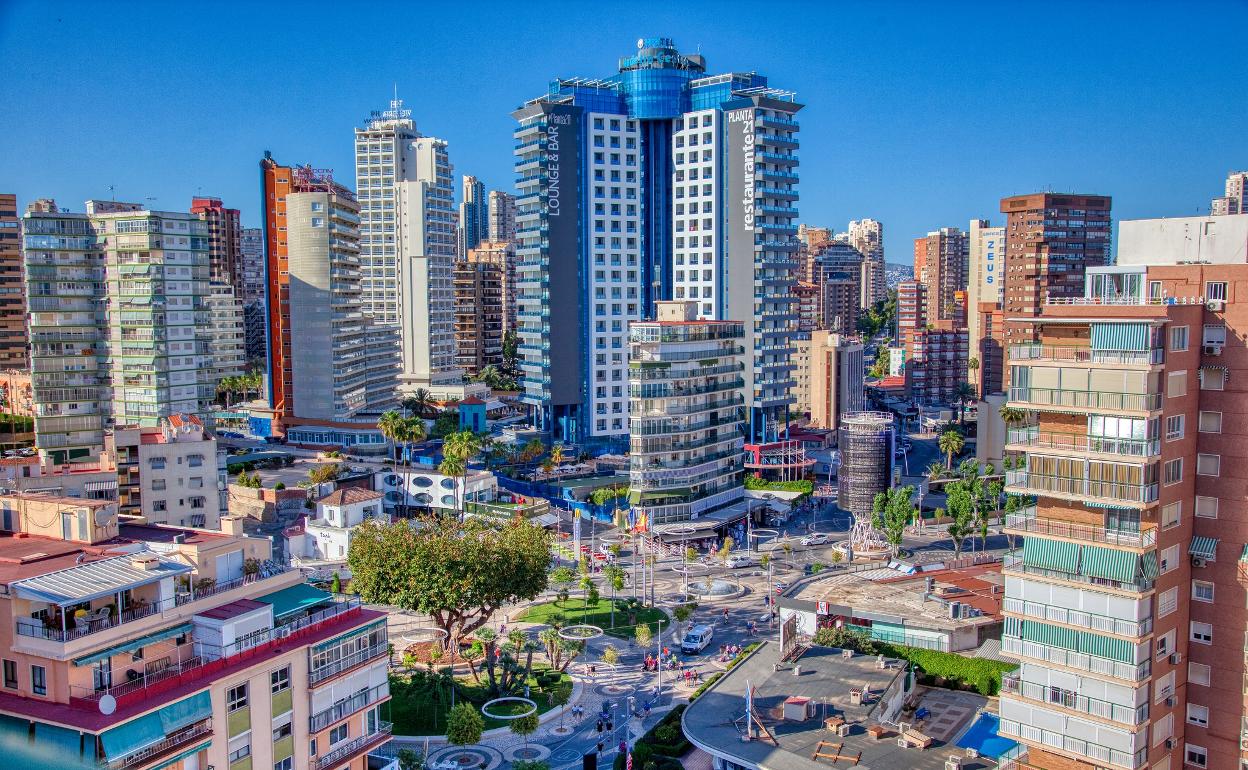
626, 751, 633, 770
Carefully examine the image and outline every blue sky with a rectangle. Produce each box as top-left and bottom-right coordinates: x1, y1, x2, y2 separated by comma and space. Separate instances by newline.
1, 0, 1244, 256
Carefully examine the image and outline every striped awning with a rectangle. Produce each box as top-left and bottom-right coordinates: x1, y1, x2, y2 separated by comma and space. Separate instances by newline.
1091, 322, 1150, 351
1141, 551, 1159, 581
1081, 545, 1139, 584
1022, 537, 1080, 573
1240, 544, 1248, 564
1021, 619, 1135, 664
1189, 537, 1219, 560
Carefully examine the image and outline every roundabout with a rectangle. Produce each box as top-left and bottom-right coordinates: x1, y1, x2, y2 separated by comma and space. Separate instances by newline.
480, 696, 538, 720
558, 624, 604, 641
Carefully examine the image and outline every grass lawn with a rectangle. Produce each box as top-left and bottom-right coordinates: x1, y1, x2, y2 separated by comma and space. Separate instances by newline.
388, 669, 573, 735
518, 598, 670, 640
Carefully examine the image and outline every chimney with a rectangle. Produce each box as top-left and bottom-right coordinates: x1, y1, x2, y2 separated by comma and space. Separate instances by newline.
220, 516, 245, 537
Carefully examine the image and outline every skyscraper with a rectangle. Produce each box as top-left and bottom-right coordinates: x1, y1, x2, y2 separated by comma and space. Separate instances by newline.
913, 226, 969, 324
999, 193, 1112, 392
968, 218, 1005, 396
260, 155, 399, 443
190, 197, 247, 397
354, 100, 462, 396
1211, 169, 1247, 215
512, 37, 801, 446
808, 239, 863, 333
487, 189, 517, 242
467, 239, 517, 333
0, 193, 27, 370
190, 196, 242, 290
458, 174, 488, 256
847, 218, 885, 309
453, 259, 504, 375
24, 200, 217, 463
239, 226, 267, 365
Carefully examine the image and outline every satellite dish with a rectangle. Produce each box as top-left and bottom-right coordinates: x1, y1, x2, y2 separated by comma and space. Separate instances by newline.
95, 509, 113, 527
99, 694, 117, 715
637, 38, 645, 49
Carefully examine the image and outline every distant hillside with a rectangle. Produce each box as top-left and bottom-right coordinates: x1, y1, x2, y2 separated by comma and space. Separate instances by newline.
884, 262, 913, 289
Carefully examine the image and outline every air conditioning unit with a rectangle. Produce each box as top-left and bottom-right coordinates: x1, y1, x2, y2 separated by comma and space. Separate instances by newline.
1192, 556, 1208, 568
1207, 300, 1226, 311
1165, 737, 1177, 750
1170, 652, 1183, 665
1203, 345, 1223, 356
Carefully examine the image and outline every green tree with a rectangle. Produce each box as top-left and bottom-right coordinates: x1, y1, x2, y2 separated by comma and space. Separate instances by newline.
872, 486, 915, 556
510, 711, 540, 750
673, 604, 694, 641
348, 517, 551, 645
938, 429, 965, 469
550, 566, 575, 602
955, 382, 977, 426
330, 571, 342, 593
431, 410, 459, 439
601, 643, 620, 666
945, 481, 975, 560
998, 404, 1026, 427
446, 702, 484, 746
405, 388, 434, 417
501, 330, 520, 377
634, 622, 653, 649
603, 565, 626, 627
397, 747, 425, 770
308, 463, 342, 485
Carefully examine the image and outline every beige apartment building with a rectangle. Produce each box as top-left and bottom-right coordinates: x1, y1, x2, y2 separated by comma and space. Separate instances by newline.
105, 414, 227, 529
803, 331, 865, 431
0, 494, 393, 770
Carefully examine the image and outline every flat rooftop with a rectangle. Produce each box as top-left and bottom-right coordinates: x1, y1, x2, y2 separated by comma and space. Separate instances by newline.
684, 642, 994, 770
786, 564, 1004, 631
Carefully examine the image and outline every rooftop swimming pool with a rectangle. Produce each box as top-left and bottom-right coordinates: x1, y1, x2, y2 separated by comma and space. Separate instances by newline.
956, 713, 1019, 760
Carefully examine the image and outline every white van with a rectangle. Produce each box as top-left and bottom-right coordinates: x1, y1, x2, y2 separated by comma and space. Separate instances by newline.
681, 624, 715, 654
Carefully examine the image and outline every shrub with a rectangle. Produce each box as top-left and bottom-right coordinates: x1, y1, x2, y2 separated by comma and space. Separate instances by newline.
812, 627, 1015, 695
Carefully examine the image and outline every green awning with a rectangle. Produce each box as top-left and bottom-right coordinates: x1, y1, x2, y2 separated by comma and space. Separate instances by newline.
100, 692, 211, 760
73, 623, 194, 666
256, 583, 333, 621
1022, 537, 1080, 573
1240, 544, 1248, 563
1080, 545, 1138, 584
1189, 537, 1219, 560
1022, 619, 1078, 651
158, 691, 211, 733
1141, 551, 1159, 581
1021, 620, 1135, 664
0, 714, 96, 767
1080, 630, 1134, 664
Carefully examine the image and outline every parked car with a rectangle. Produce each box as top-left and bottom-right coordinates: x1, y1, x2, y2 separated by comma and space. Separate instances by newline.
800, 533, 830, 546
723, 554, 759, 569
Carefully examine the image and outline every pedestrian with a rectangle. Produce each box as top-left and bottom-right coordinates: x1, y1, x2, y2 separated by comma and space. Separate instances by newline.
619, 740, 627, 755
596, 719, 604, 733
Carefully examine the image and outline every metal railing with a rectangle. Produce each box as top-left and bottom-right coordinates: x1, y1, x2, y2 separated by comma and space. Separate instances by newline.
104, 718, 213, 769
1002, 551, 1152, 593
1003, 508, 1156, 548
1002, 675, 1149, 726
1006, 428, 1160, 458
1008, 345, 1163, 366
1005, 470, 1158, 504
1008, 387, 1161, 412
310, 683, 389, 732
1001, 636, 1150, 682
313, 723, 392, 770
309, 642, 389, 686
1003, 596, 1153, 637
998, 717, 1147, 769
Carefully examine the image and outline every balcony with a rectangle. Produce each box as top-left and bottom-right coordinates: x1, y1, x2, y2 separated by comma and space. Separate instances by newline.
1006, 428, 1160, 458
1002, 551, 1153, 593
310, 683, 390, 732
1008, 344, 1163, 366
1002, 596, 1153, 637
1005, 470, 1158, 506
1003, 508, 1156, 548
313, 723, 393, 770
1001, 636, 1151, 682
1001, 675, 1148, 727
309, 641, 390, 686
998, 717, 1147, 770
105, 718, 213, 770
1008, 387, 1161, 413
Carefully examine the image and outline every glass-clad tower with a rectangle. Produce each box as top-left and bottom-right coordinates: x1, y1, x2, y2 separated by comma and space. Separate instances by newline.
512, 37, 802, 448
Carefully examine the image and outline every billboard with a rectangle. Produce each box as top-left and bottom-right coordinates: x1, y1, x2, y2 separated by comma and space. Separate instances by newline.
543, 103, 584, 406
724, 106, 758, 398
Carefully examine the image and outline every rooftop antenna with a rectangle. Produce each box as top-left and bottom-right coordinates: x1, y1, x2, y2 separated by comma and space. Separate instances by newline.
108, 185, 115, 201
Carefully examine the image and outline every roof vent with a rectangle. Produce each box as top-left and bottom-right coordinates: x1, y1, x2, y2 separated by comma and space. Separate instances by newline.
131, 555, 160, 571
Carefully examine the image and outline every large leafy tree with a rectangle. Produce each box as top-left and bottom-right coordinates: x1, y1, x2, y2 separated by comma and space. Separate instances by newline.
872, 486, 915, 555
446, 702, 484, 746
944, 480, 976, 559
348, 517, 551, 644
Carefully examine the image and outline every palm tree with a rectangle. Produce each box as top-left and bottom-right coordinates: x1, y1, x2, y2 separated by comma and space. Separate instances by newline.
520, 438, 545, 464
998, 405, 1026, 426
550, 444, 566, 468
938, 429, 965, 469
955, 382, 976, 426
441, 430, 481, 518
377, 409, 404, 466
404, 388, 434, 417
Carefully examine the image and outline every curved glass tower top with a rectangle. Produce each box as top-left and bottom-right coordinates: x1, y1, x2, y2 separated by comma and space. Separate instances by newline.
614, 38, 706, 119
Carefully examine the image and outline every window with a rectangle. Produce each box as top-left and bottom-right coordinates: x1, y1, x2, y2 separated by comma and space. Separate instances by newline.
2, 660, 15, 689
151, 479, 166, 491
31, 665, 45, 695
1162, 501, 1181, 529
272, 722, 292, 742
153, 500, 167, 512
1205, 281, 1227, 301
1160, 544, 1179, 574
310, 217, 324, 228
1170, 326, 1188, 351
1152, 713, 1173, 747
270, 666, 290, 694
1165, 415, 1184, 440
1196, 454, 1220, 476
1195, 496, 1218, 519
1202, 324, 1226, 347
1197, 411, 1221, 433
329, 723, 349, 746
1188, 662, 1211, 686
1167, 370, 1187, 398
1190, 621, 1213, 645
228, 744, 251, 763
1158, 587, 1178, 617
1185, 743, 1208, 767
1155, 670, 1175, 702
309, 739, 317, 757
274, 760, 293, 770
149, 457, 166, 470
1186, 704, 1209, 727
1192, 580, 1214, 603
1163, 460, 1183, 486
1199, 367, 1225, 391
227, 682, 249, 712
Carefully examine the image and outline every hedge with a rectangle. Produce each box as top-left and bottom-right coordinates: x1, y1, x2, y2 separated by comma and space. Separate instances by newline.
613, 704, 689, 770
812, 627, 1014, 696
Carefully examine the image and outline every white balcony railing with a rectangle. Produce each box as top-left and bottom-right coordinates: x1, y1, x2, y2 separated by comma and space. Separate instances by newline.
1001, 636, 1150, 682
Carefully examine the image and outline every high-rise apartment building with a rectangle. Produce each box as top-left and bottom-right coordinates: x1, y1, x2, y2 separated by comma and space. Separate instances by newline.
847, 218, 885, 309
190, 197, 243, 290
24, 200, 221, 464
487, 190, 517, 243
260, 156, 398, 443
999, 193, 1112, 391
809, 239, 863, 333
968, 219, 1005, 397
1211, 169, 1247, 216
239, 226, 267, 367
204, 281, 246, 400
466, 240, 517, 333
453, 259, 504, 375
628, 301, 745, 527
0, 500, 393, 770
913, 226, 969, 324
0, 194, 27, 370
513, 37, 800, 447
458, 175, 488, 257
998, 260, 1248, 770
804, 331, 865, 431
353, 100, 462, 397
897, 280, 967, 404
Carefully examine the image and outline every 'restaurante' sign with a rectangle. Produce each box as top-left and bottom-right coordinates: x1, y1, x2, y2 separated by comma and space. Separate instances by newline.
726, 108, 757, 232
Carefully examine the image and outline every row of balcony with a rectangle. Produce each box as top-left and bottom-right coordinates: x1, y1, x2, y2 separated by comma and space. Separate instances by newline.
1002, 595, 1152, 637
1003, 551, 1152, 593
1001, 675, 1148, 726
1001, 636, 1151, 682
313, 722, 393, 770
998, 717, 1146, 770
1006, 427, 1159, 458
1009, 344, 1163, 366
1004, 470, 1158, 505
1008, 387, 1161, 413
1003, 508, 1156, 548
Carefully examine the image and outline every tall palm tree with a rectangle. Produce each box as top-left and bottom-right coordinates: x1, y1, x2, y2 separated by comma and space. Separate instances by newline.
405, 388, 434, 417
955, 382, 976, 426
550, 444, 566, 468
441, 430, 481, 518
998, 405, 1026, 426
938, 429, 965, 469
438, 454, 467, 520
377, 410, 404, 466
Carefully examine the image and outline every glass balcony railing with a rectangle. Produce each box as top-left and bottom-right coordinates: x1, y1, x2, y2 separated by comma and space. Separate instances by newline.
1008, 387, 1161, 412
1003, 508, 1156, 548
1005, 470, 1158, 505
1006, 428, 1160, 457
1008, 344, 1164, 366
